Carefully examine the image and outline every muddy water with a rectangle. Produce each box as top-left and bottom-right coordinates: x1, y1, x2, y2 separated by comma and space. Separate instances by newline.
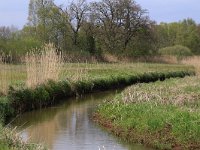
12, 90, 153, 150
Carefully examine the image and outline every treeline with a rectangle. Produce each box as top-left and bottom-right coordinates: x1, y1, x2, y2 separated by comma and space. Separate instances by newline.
0, 0, 200, 61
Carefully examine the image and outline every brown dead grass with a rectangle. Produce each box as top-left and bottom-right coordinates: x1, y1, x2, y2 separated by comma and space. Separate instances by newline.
181, 56, 200, 75
0, 54, 13, 95
25, 43, 63, 88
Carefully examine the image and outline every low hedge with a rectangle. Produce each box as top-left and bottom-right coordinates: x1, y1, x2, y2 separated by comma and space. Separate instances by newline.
5, 70, 195, 116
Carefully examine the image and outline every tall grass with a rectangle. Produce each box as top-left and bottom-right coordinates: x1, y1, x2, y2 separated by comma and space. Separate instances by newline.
25, 43, 63, 88
0, 125, 46, 150
0, 54, 7, 95
1, 43, 64, 93
181, 56, 200, 75
0, 53, 13, 95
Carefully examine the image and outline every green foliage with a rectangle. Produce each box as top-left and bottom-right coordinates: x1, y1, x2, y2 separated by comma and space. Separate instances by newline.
8, 80, 73, 113
159, 45, 193, 58
0, 97, 13, 123
0, 36, 42, 61
7, 69, 194, 114
0, 63, 196, 150
0, 142, 9, 150
96, 76, 200, 149
156, 19, 200, 55
0, 124, 46, 150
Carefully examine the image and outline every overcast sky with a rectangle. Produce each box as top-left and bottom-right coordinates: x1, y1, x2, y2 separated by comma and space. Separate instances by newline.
0, 0, 199, 29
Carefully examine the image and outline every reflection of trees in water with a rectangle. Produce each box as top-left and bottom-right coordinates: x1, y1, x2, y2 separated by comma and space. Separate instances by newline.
26, 102, 89, 149
23, 91, 117, 149
26, 122, 57, 149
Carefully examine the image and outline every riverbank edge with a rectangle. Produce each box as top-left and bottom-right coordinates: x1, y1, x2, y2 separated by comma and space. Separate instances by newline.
0, 70, 195, 123
2, 70, 195, 120
0, 70, 195, 149
93, 110, 200, 150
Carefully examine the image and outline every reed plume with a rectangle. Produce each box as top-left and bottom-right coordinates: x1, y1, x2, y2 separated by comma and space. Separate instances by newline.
25, 43, 63, 88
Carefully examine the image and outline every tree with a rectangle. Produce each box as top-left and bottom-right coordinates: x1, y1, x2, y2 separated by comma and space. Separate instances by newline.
80, 21, 97, 55
156, 19, 200, 54
61, 0, 90, 46
0, 26, 12, 40
46, 6, 70, 50
28, 0, 39, 26
27, 0, 55, 41
91, 0, 151, 53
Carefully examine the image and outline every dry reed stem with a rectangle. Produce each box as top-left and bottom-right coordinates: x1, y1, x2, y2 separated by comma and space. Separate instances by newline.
25, 43, 63, 88
121, 77, 200, 111
0, 54, 10, 94
0, 53, 24, 95
181, 56, 200, 75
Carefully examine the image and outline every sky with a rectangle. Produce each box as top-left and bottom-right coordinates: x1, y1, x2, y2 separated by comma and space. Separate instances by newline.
0, 0, 199, 29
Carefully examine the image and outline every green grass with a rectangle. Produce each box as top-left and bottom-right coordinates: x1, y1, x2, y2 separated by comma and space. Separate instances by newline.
8, 70, 194, 115
0, 63, 194, 86
0, 62, 194, 115
0, 62, 196, 149
95, 76, 200, 149
0, 142, 9, 150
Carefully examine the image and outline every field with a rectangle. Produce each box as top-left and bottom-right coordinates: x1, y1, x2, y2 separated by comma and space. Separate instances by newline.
0, 60, 197, 150
0, 62, 194, 94
94, 76, 200, 149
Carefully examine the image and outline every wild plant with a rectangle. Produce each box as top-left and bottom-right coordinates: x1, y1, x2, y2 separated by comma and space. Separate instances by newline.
0, 125, 47, 150
25, 43, 63, 88
181, 56, 200, 75
0, 53, 12, 95
121, 77, 200, 110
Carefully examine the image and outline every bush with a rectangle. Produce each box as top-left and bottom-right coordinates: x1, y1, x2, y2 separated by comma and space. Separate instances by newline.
159, 45, 193, 59
0, 97, 14, 123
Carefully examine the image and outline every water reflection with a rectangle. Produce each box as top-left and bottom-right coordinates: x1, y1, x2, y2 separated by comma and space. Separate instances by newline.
12, 91, 153, 150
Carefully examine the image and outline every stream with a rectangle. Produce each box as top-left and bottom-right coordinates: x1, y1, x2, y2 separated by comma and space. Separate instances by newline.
12, 90, 153, 150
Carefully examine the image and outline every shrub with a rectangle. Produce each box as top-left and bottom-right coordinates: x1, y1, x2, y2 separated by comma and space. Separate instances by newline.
159, 45, 193, 59
0, 97, 14, 122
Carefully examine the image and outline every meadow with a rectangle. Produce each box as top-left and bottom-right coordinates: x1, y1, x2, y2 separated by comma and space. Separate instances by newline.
0, 44, 198, 150
0, 62, 194, 95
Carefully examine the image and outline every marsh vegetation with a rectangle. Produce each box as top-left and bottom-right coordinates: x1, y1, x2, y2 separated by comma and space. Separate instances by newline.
1, 0, 200, 149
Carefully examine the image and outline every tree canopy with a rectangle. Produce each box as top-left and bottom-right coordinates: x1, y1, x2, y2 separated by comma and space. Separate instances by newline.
0, 0, 200, 60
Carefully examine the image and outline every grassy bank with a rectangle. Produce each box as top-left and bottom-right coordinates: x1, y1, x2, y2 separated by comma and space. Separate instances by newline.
0, 63, 194, 114
0, 63, 195, 149
8, 69, 194, 115
0, 62, 194, 94
94, 76, 200, 149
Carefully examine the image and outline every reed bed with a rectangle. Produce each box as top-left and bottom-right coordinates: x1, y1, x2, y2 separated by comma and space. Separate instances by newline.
25, 43, 63, 88
0, 54, 8, 95
181, 56, 200, 75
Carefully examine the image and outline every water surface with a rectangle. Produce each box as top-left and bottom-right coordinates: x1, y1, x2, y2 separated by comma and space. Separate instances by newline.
12, 90, 153, 150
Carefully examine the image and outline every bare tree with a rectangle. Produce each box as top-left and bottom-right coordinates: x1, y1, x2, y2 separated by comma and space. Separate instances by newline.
91, 0, 151, 52
0, 26, 12, 40
67, 0, 89, 45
